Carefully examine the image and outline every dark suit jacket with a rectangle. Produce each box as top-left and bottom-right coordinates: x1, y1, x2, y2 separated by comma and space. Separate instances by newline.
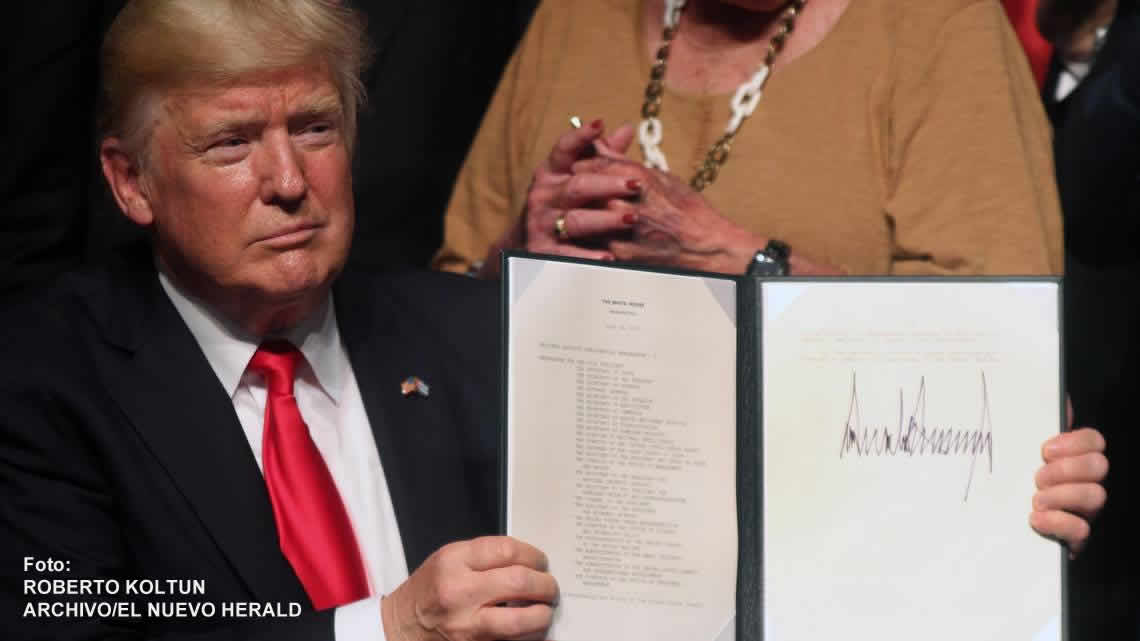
1045, 3, 1140, 638
0, 245, 501, 640
1051, 0, 1140, 264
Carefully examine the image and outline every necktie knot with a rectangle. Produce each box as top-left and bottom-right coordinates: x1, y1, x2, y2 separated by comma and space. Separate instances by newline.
248, 341, 303, 396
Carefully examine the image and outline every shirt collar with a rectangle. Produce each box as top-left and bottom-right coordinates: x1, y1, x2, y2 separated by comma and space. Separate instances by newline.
158, 268, 345, 403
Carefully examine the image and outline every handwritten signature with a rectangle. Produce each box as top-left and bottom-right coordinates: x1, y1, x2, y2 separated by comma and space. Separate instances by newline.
839, 371, 993, 501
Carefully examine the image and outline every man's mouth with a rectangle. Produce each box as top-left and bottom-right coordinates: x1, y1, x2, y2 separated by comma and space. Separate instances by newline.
257, 222, 325, 247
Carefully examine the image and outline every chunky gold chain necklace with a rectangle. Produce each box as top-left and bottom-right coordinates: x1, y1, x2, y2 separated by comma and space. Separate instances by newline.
638, 0, 807, 191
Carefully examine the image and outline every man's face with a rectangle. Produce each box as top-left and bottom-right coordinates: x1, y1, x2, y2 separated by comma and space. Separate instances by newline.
141, 65, 354, 315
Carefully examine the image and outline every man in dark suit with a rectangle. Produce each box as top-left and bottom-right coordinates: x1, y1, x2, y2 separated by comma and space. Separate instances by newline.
0, 1, 555, 639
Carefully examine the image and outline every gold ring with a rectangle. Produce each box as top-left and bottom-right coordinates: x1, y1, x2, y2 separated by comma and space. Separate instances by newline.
554, 214, 569, 240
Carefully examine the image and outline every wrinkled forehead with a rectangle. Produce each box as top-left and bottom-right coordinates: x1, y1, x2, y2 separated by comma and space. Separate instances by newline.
159, 65, 344, 134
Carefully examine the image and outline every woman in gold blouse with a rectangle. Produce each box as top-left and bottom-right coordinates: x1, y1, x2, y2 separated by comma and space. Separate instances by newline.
435, 0, 1102, 553
436, 0, 1064, 277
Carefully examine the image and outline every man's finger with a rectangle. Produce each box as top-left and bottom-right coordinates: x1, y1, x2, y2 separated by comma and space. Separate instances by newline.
1032, 482, 1106, 519
477, 566, 559, 606
546, 120, 604, 173
1034, 451, 1108, 488
478, 603, 555, 641
1041, 427, 1106, 462
1029, 509, 1090, 555
465, 536, 548, 572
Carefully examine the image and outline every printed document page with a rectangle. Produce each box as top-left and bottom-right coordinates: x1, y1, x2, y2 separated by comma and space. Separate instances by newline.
506, 256, 738, 641
760, 281, 1062, 641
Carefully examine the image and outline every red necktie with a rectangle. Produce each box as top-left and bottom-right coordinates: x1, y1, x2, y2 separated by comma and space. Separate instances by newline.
248, 341, 370, 610
1000, 0, 1053, 87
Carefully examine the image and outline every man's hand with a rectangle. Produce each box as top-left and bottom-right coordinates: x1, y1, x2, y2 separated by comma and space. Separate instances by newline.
381, 536, 558, 641
1030, 427, 1108, 557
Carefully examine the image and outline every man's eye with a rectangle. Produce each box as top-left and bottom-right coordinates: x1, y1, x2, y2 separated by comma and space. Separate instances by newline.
213, 138, 248, 148
297, 122, 337, 140
202, 137, 250, 163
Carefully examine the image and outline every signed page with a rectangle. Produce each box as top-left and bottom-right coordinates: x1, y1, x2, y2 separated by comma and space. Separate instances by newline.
759, 280, 1061, 641
506, 256, 738, 641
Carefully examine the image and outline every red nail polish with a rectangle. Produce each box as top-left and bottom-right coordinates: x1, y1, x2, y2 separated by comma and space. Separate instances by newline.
591, 119, 603, 130
626, 179, 641, 191
622, 213, 637, 225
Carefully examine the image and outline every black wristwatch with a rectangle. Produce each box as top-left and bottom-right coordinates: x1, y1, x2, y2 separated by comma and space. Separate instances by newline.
746, 239, 791, 276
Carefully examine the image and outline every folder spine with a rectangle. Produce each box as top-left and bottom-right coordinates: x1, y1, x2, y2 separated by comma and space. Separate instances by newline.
737, 276, 762, 641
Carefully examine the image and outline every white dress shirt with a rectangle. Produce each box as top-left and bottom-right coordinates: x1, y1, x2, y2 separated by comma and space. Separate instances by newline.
159, 270, 406, 641
1053, 25, 1112, 102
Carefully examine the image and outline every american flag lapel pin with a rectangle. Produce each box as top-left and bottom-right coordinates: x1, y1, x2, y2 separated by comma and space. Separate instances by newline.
400, 376, 430, 398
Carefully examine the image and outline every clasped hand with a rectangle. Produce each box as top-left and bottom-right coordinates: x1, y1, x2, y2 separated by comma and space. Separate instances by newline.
513, 120, 840, 275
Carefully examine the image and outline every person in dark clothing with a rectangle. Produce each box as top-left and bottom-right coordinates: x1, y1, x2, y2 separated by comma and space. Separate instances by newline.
1040, 1, 1140, 638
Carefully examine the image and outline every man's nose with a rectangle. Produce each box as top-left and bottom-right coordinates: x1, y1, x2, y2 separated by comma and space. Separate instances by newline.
257, 132, 308, 209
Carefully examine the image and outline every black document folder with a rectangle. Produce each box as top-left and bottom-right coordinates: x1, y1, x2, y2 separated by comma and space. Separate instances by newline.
502, 251, 1065, 641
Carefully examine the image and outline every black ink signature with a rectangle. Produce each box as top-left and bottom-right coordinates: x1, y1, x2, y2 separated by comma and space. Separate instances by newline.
839, 371, 993, 501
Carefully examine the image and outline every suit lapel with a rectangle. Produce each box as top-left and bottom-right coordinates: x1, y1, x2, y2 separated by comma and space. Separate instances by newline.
335, 274, 477, 571
94, 257, 308, 604
91, 254, 479, 590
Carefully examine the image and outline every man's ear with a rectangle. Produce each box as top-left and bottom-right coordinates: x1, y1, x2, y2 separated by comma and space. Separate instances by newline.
100, 137, 155, 227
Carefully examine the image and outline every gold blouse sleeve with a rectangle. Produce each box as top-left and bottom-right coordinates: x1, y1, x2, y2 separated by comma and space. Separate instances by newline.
883, 0, 1063, 276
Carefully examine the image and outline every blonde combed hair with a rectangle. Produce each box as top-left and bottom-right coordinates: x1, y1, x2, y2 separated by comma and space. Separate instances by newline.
100, 0, 371, 160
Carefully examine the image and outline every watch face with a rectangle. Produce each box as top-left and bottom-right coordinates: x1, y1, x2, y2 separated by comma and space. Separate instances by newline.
747, 241, 791, 276
749, 254, 785, 276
